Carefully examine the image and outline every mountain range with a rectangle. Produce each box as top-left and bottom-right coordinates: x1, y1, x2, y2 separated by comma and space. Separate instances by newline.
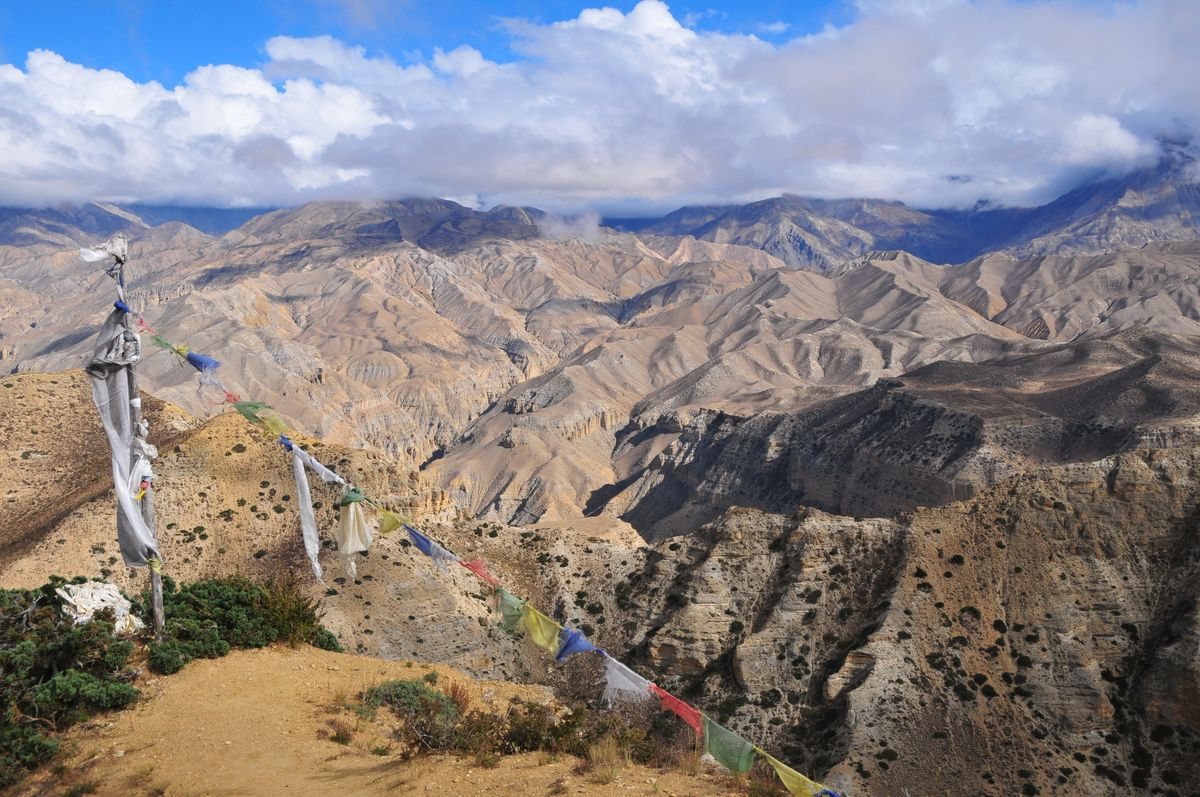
5, 143, 1200, 796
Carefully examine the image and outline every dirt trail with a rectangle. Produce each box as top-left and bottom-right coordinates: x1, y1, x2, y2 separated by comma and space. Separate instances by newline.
19, 646, 737, 797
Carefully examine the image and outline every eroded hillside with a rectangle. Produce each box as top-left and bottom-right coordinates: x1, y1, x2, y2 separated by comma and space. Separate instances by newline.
5, 370, 1200, 795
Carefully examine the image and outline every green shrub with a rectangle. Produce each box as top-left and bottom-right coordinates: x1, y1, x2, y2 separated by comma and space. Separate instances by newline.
142, 576, 341, 674
0, 579, 140, 786
365, 679, 457, 717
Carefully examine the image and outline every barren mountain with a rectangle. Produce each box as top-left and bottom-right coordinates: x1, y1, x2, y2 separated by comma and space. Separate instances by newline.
611, 145, 1200, 268
432, 246, 1200, 530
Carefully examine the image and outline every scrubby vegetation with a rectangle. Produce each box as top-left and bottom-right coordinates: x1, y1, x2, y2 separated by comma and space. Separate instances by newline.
141, 575, 342, 675
345, 676, 698, 780
0, 574, 343, 786
0, 578, 139, 787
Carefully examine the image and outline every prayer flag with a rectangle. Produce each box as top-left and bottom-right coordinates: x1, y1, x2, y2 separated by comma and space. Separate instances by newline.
754, 748, 837, 797
555, 628, 598, 662
461, 557, 500, 586
521, 604, 562, 654
601, 655, 654, 705
405, 524, 434, 556
703, 716, 755, 773
650, 685, 703, 735
493, 588, 526, 633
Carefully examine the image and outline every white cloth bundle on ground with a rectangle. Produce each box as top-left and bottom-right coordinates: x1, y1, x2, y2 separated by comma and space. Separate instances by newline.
56, 581, 144, 634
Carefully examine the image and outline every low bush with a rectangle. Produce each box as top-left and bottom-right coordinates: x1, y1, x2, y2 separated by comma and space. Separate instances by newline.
0, 578, 139, 786
353, 681, 690, 771
142, 576, 342, 674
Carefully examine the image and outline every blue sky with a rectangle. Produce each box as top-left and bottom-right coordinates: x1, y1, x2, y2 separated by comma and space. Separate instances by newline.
0, 1, 853, 86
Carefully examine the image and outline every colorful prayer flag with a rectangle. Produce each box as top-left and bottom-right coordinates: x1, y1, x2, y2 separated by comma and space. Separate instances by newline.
461, 557, 500, 586
405, 524, 435, 557
493, 588, 526, 633
555, 628, 598, 662
650, 685, 703, 735
601, 655, 653, 705
339, 487, 366, 506
262, 413, 288, 437
754, 748, 837, 797
521, 604, 562, 654
378, 510, 408, 535
703, 716, 755, 773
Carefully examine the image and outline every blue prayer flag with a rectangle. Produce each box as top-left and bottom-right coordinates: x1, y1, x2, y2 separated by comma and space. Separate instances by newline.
185, 351, 221, 372
405, 524, 434, 557
555, 628, 598, 662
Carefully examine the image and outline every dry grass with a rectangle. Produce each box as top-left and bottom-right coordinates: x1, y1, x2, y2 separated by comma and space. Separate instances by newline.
585, 736, 626, 785
442, 679, 471, 715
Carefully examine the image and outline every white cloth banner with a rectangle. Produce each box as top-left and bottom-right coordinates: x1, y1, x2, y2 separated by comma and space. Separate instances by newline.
337, 495, 372, 580
602, 654, 654, 706
291, 448, 323, 581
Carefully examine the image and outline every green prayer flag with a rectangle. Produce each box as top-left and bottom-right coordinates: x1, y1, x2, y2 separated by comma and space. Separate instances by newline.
231, 400, 270, 424
703, 716, 755, 773
521, 604, 562, 654
493, 588, 525, 634
148, 334, 177, 352
339, 488, 366, 506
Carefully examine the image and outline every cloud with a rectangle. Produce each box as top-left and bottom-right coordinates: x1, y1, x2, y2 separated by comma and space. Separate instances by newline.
0, 0, 1195, 211
756, 21, 789, 35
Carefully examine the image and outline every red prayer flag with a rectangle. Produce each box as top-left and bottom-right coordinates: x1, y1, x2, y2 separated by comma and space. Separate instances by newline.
650, 684, 703, 736
461, 557, 501, 586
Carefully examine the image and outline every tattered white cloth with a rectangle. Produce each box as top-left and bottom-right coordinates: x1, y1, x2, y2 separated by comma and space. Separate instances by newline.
336, 491, 372, 580
86, 307, 160, 567
601, 654, 654, 705
287, 444, 348, 581
56, 581, 144, 635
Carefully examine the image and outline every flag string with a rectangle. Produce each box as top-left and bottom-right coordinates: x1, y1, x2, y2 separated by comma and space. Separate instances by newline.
90, 262, 844, 797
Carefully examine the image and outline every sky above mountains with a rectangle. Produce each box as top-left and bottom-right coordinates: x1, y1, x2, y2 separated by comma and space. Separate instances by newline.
0, 0, 1195, 213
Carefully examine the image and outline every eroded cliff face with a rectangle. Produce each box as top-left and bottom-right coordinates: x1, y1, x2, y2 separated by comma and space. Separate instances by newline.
542, 450, 1200, 796
590, 329, 1200, 539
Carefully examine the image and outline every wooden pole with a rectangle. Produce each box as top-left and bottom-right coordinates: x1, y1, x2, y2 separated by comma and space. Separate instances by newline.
117, 248, 165, 639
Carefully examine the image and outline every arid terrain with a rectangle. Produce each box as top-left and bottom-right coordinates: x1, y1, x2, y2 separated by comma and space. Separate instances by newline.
4, 154, 1200, 796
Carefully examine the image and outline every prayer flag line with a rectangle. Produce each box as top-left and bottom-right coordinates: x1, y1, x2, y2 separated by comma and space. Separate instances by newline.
94, 282, 844, 797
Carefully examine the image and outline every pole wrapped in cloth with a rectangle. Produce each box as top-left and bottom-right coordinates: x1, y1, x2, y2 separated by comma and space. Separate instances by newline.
601, 655, 654, 706
521, 604, 562, 654
754, 747, 840, 797
702, 716, 755, 773
85, 308, 161, 567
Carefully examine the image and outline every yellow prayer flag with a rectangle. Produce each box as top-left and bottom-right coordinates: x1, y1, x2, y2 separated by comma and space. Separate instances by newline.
378, 510, 409, 534
262, 413, 288, 436
521, 604, 562, 654
755, 748, 827, 797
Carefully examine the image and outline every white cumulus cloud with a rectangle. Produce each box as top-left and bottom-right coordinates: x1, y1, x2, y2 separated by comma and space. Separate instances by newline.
0, 0, 1195, 212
